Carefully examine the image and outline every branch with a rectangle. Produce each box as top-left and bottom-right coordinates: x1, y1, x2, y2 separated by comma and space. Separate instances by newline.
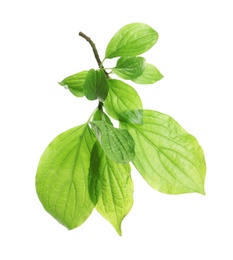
79, 32, 108, 78
79, 31, 108, 109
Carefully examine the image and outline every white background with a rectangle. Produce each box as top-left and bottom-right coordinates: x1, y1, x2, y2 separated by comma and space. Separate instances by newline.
1, 0, 233, 259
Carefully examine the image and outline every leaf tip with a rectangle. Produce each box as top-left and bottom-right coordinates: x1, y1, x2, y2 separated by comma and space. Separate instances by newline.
199, 187, 206, 196
118, 231, 122, 236
194, 184, 205, 195
58, 81, 68, 89
115, 225, 122, 236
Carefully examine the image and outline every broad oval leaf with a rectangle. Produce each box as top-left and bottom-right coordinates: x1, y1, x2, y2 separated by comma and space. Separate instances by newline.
105, 23, 158, 59
104, 79, 143, 124
83, 69, 109, 101
91, 120, 135, 164
132, 63, 163, 84
113, 57, 146, 80
120, 110, 206, 194
36, 124, 96, 229
59, 70, 88, 97
89, 142, 134, 235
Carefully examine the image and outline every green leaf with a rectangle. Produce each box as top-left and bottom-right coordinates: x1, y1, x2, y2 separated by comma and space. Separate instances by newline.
83, 69, 109, 101
105, 23, 158, 59
132, 63, 163, 84
36, 124, 96, 229
93, 109, 113, 126
89, 142, 134, 235
120, 110, 206, 195
104, 79, 143, 124
59, 70, 88, 97
91, 120, 135, 164
113, 57, 146, 80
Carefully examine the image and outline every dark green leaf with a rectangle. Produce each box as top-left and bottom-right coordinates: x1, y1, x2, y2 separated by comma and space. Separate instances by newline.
83, 69, 109, 101
132, 63, 163, 84
104, 79, 143, 124
36, 124, 96, 229
89, 142, 134, 235
113, 57, 146, 80
91, 120, 135, 164
105, 23, 158, 59
59, 70, 88, 97
121, 110, 206, 195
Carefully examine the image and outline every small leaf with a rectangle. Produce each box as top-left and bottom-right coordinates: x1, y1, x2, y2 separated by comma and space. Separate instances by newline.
113, 57, 146, 80
132, 63, 163, 84
59, 70, 88, 97
104, 79, 143, 124
83, 69, 109, 101
91, 120, 135, 164
93, 109, 113, 126
89, 142, 134, 235
36, 124, 96, 229
121, 110, 206, 195
105, 23, 158, 59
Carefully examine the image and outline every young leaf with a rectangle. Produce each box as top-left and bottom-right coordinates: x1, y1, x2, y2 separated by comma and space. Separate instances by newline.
105, 23, 158, 59
113, 57, 146, 80
91, 120, 135, 164
83, 69, 109, 101
104, 79, 143, 124
36, 124, 96, 229
89, 142, 134, 235
132, 63, 163, 84
59, 70, 88, 97
120, 110, 206, 195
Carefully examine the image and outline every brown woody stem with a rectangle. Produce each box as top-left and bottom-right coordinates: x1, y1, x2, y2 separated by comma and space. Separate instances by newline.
79, 32, 110, 110
79, 32, 108, 78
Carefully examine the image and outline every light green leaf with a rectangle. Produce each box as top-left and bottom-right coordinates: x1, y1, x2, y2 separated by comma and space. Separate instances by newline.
93, 109, 113, 126
36, 124, 96, 229
83, 69, 109, 101
91, 120, 135, 164
132, 63, 163, 84
104, 79, 143, 124
59, 70, 88, 97
89, 142, 134, 235
113, 57, 146, 80
105, 23, 158, 59
121, 110, 206, 194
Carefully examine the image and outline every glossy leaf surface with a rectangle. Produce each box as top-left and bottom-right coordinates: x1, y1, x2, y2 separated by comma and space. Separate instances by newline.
121, 110, 206, 194
83, 69, 108, 101
113, 57, 146, 80
91, 120, 135, 164
59, 70, 88, 97
89, 142, 134, 235
105, 23, 158, 58
132, 63, 163, 84
104, 79, 143, 124
36, 124, 96, 229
